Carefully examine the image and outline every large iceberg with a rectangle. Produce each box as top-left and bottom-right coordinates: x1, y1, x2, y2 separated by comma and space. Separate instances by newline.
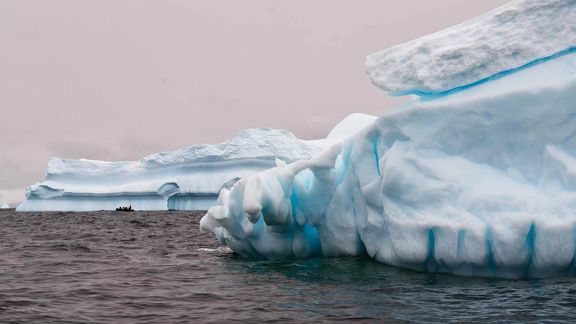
201, 0, 576, 278
17, 114, 375, 212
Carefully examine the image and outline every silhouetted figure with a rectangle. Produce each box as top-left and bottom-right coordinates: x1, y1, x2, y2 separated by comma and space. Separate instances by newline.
116, 205, 134, 212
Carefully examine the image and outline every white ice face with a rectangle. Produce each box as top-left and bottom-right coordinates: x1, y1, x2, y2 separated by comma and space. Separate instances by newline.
365, 0, 576, 96
201, 18, 576, 278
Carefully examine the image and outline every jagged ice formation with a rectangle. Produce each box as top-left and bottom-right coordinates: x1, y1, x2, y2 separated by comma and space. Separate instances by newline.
201, 0, 576, 278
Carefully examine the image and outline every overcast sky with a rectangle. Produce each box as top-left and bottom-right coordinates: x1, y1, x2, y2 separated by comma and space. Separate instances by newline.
0, 0, 509, 204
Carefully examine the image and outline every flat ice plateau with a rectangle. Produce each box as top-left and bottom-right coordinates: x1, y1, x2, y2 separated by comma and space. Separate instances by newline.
201, 0, 576, 278
17, 114, 375, 212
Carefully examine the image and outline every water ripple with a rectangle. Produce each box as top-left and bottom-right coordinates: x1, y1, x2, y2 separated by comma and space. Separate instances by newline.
1, 209, 575, 323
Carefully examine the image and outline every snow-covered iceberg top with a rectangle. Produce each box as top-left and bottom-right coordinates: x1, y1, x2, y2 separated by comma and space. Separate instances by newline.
366, 0, 576, 96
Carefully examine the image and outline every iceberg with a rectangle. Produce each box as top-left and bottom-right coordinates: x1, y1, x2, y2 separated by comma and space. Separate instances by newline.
201, 0, 576, 278
17, 114, 376, 212
17, 128, 319, 212
0, 202, 9, 209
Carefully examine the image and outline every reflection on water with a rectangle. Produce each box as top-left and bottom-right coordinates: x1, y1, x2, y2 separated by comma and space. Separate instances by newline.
1, 209, 575, 323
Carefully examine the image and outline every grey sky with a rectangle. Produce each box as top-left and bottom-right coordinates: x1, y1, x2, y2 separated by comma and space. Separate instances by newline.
0, 0, 509, 204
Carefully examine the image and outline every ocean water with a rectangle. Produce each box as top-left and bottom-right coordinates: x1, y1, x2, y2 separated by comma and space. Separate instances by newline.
1, 209, 576, 323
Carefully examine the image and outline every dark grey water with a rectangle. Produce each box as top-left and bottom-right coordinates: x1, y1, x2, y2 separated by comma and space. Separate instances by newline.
1, 209, 576, 323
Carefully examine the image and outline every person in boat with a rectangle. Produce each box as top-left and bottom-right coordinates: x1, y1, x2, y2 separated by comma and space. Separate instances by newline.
116, 205, 134, 211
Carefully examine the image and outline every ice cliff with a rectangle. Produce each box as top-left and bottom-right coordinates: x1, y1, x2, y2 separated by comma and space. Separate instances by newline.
17, 114, 376, 212
200, 0, 576, 278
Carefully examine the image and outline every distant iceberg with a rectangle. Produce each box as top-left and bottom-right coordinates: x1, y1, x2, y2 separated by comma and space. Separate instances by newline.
0, 202, 9, 209
17, 114, 375, 212
201, 0, 576, 278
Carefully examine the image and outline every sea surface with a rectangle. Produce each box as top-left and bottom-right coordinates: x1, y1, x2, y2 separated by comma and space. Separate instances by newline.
1, 209, 576, 323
